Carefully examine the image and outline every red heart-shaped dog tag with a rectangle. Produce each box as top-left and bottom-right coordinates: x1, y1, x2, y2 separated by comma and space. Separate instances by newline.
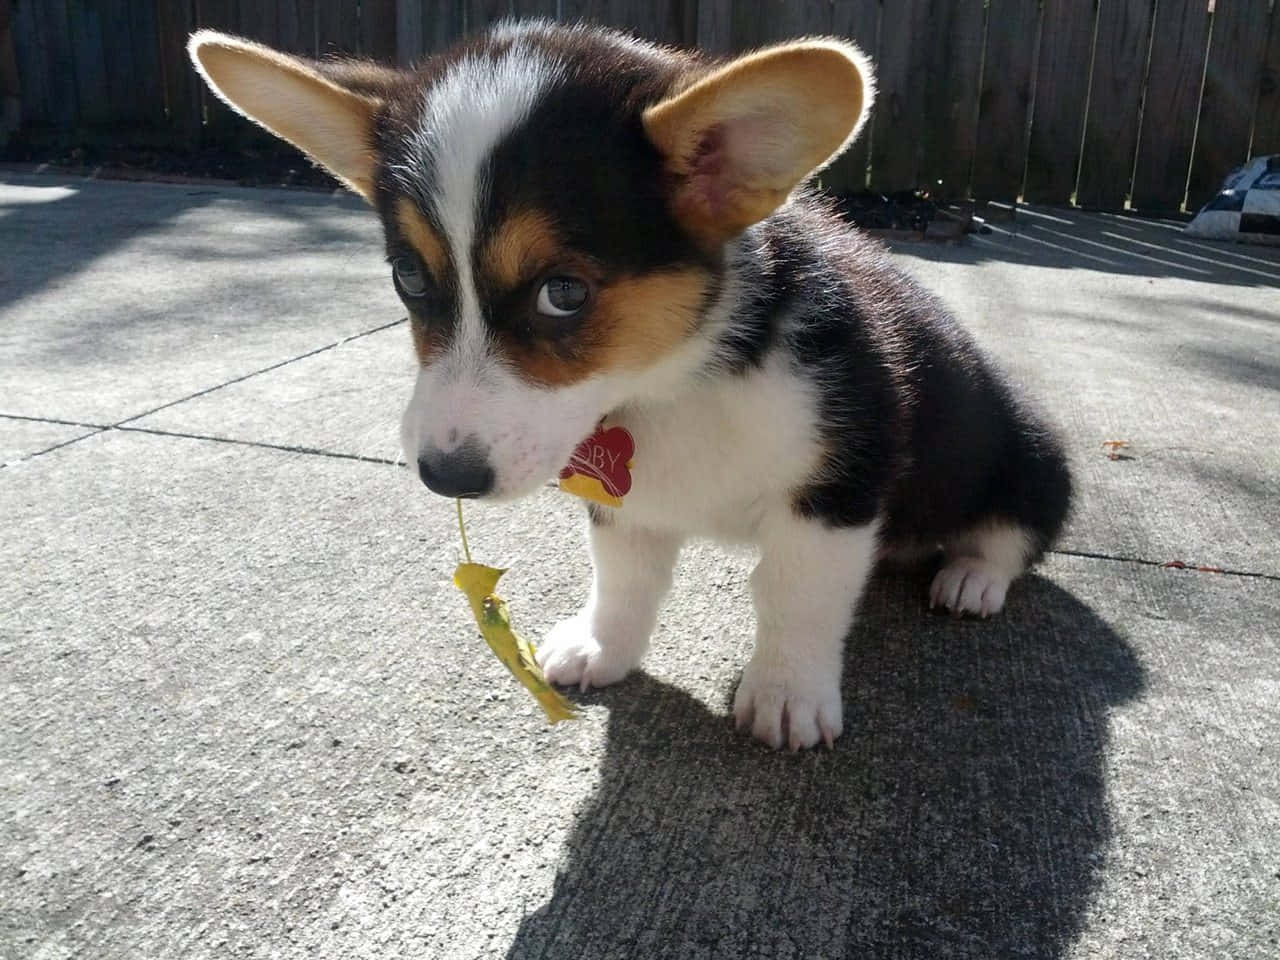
559, 425, 635, 503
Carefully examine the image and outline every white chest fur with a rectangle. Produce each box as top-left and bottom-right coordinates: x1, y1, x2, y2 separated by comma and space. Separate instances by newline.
602, 355, 823, 541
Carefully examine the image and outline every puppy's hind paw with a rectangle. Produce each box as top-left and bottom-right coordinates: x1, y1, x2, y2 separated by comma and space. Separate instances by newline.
535, 611, 641, 691
929, 558, 1011, 618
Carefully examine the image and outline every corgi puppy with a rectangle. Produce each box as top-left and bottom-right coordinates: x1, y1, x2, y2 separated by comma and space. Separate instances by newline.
189, 20, 1071, 750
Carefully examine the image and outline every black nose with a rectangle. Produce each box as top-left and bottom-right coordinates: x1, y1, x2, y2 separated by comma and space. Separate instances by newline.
416, 441, 494, 498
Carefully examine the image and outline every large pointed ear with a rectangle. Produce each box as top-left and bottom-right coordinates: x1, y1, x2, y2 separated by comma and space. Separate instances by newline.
188, 31, 383, 202
643, 41, 873, 245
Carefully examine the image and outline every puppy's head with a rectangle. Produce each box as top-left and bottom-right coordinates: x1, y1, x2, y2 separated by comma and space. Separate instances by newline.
189, 22, 872, 500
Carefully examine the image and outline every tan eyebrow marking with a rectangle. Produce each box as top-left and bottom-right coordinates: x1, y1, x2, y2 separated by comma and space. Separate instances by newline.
596, 268, 709, 371
394, 196, 449, 282
483, 210, 563, 290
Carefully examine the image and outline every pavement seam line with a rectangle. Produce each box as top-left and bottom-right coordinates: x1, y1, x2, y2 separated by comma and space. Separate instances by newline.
0, 317, 408, 468
115, 424, 404, 467
1, 426, 110, 467
112, 316, 409, 426
1048, 548, 1280, 583
5, 413, 1276, 584
0, 415, 403, 468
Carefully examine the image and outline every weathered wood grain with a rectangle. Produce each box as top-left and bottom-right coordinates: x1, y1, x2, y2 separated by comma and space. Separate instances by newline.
1130, 0, 1211, 212
1024, 0, 1097, 204
557, 0, 693, 43
359, 0, 399, 61
66, 0, 110, 125
276, 0, 319, 56
916, 0, 986, 199
317, 0, 360, 55
870, 0, 931, 192
195, 0, 251, 145
694, 0, 733, 53
972, 0, 1040, 202
1251, 1, 1280, 157
155, 0, 199, 139
12, 0, 50, 126
1187, 0, 1272, 209
395, 0, 424, 64
11, 0, 1275, 213
828, 0, 880, 194
124, 0, 166, 128
1077, 0, 1155, 210
236, 3, 281, 50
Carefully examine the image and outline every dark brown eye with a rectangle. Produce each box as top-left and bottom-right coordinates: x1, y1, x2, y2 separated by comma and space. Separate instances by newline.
393, 256, 429, 298
536, 276, 589, 317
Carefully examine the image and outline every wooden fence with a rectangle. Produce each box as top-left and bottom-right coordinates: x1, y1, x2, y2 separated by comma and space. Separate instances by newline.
10, 1, 1280, 213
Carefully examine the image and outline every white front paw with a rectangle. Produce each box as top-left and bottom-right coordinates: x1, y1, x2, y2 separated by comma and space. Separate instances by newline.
536, 610, 642, 691
733, 658, 843, 750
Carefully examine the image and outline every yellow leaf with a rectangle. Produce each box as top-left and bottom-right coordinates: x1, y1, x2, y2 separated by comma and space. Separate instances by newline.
453, 561, 578, 725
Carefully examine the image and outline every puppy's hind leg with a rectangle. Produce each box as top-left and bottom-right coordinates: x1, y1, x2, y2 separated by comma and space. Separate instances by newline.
929, 523, 1037, 618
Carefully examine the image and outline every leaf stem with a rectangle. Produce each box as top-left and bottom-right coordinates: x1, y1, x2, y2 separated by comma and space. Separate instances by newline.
455, 498, 473, 564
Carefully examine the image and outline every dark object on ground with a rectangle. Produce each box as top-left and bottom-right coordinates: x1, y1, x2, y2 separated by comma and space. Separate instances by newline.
835, 189, 973, 242
835, 190, 939, 231
1, 137, 339, 190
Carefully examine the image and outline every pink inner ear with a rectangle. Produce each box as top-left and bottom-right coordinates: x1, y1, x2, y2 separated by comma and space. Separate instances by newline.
688, 125, 730, 218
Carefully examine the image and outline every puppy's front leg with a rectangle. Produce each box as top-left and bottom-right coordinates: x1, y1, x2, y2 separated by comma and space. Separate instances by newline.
537, 515, 681, 691
735, 512, 879, 750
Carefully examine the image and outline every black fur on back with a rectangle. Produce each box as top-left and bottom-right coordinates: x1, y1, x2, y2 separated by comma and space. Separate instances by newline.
716, 195, 1072, 556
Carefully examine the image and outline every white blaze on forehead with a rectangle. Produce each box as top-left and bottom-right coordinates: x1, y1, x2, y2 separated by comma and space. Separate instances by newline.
397, 45, 562, 379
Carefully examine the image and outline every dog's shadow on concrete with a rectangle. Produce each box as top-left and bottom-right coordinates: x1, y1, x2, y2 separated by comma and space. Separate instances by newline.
506, 573, 1145, 959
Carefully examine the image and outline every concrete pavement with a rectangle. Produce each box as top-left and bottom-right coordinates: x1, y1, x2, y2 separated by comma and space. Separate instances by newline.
2, 173, 1278, 959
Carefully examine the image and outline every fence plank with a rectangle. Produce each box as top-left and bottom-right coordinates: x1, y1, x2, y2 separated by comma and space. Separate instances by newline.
733, 0, 830, 41
396, 0, 425, 63
831, 1, 880, 58
870, 0, 931, 192
196, 0, 246, 145
155, 0, 199, 141
12, 0, 50, 126
563, 0, 692, 44
126, 0, 166, 128
698, 0, 824, 51
511, 0, 561, 22
237, 2, 281, 48
827, 1, 880, 194
98, 0, 140, 125
1023, 0, 1097, 204
1252, 2, 1280, 157
18, 0, 1228, 214
971, 0, 1039, 202
360, 0, 399, 61
67, 0, 111, 125
1130, 0, 1210, 212
1076, 0, 1155, 210
428, 1, 468, 51
462, 0, 509, 35
317, 0, 361, 55
695, 0, 733, 53
47, 0, 81, 127
1187, 0, 1272, 209
277, 0, 319, 56
917, 0, 985, 200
